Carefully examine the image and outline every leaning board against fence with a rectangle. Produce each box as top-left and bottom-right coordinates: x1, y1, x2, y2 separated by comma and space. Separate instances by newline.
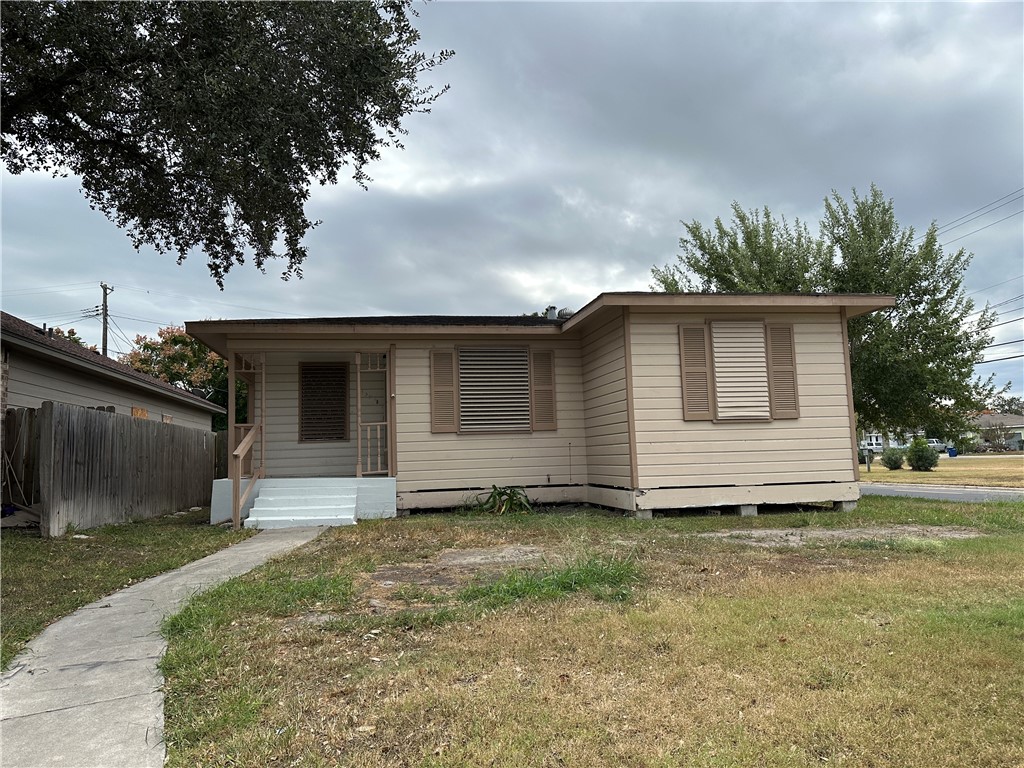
2, 401, 215, 536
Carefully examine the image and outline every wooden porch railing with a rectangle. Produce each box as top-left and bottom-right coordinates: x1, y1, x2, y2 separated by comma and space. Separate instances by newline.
360, 422, 388, 476
232, 421, 264, 530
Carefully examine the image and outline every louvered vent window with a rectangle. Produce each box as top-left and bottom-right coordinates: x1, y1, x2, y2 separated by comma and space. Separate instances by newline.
711, 321, 771, 420
299, 363, 348, 441
458, 348, 531, 432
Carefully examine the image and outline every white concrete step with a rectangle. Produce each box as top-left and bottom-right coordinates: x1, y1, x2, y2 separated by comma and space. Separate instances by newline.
245, 514, 356, 529
256, 487, 359, 498
253, 494, 356, 509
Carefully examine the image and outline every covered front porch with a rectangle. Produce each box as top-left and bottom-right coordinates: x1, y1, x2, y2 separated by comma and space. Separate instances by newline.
223, 347, 397, 530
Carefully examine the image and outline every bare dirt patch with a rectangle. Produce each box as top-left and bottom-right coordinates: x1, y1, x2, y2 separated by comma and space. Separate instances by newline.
695, 524, 983, 548
356, 544, 550, 614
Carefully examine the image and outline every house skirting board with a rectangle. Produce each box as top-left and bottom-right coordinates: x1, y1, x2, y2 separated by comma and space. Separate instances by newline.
212, 478, 858, 523
396, 482, 859, 514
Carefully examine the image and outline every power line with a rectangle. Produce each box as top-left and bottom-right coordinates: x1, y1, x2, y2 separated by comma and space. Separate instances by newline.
977, 353, 1024, 364
985, 339, 1024, 349
110, 284, 309, 318
0, 283, 97, 297
940, 209, 1023, 247
918, 188, 1024, 242
924, 195, 1024, 243
966, 275, 1024, 297
988, 315, 1024, 330
108, 313, 176, 326
966, 293, 1024, 318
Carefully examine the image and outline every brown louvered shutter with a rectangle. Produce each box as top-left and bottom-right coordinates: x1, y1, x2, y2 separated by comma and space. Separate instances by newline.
299, 363, 348, 440
458, 348, 531, 432
679, 324, 713, 421
767, 324, 800, 419
530, 349, 557, 431
430, 349, 457, 433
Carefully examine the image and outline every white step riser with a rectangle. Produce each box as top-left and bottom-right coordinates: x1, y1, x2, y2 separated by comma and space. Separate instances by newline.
245, 516, 356, 529
254, 495, 356, 509
257, 487, 360, 498
251, 505, 355, 518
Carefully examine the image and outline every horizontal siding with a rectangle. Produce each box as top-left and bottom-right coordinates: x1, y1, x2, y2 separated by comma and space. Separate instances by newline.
581, 312, 631, 487
395, 341, 588, 492
253, 351, 361, 476
629, 311, 856, 488
4, 349, 213, 430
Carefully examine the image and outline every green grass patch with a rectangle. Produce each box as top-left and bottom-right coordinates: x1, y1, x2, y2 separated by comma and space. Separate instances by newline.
459, 554, 640, 608
0, 508, 254, 669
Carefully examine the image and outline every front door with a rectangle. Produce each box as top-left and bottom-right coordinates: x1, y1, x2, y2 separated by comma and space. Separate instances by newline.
355, 350, 393, 476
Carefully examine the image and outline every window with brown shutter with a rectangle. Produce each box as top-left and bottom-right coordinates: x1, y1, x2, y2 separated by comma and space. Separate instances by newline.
530, 349, 557, 431
679, 324, 714, 421
767, 324, 800, 419
459, 348, 531, 432
430, 346, 557, 434
299, 363, 348, 441
430, 350, 457, 433
679, 320, 800, 423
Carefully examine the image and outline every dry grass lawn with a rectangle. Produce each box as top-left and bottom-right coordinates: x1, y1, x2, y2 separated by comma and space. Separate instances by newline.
161, 498, 1024, 767
861, 454, 1024, 488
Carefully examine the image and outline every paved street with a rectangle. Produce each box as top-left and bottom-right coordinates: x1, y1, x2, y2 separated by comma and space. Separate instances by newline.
860, 483, 1024, 503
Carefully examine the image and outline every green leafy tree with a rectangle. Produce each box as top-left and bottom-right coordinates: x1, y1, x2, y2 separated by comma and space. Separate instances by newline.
1, 1, 452, 286
652, 185, 999, 438
989, 394, 1024, 415
119, 326, 245, 431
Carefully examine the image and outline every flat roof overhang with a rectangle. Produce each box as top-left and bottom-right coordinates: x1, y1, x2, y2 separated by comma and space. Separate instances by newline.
187, 292, 895, 359
560, 292, 896, 332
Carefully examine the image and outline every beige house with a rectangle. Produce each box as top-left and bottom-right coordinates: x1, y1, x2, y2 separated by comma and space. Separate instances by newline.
186, 292, 893, 528
1, 311, 223, 430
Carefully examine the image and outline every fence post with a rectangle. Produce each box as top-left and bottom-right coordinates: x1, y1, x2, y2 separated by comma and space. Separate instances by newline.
37, 401, 57, 537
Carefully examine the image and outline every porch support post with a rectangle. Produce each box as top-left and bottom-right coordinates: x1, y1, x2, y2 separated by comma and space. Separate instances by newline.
228, 351, 239, 531
259, 353, 266, 473
355, 352, 363, 477
388, 343, 397, 478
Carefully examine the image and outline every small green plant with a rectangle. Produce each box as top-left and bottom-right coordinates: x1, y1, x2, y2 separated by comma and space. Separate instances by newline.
906, 436, 940, 471
879, 447, 905, 470
475, 485, 533, 515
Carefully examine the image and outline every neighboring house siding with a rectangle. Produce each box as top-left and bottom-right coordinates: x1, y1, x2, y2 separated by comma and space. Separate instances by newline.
394, 341, 587, 493
580, 310, 631, 488
629, 311, 856, 488
3, 349, 213, 430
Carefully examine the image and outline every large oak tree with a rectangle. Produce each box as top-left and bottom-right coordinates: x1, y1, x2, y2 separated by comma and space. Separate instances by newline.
651, 185, 1000, 439
1, 1, 452, 285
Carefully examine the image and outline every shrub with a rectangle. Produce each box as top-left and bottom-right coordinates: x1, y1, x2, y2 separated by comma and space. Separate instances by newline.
906, 436, 940, 471
879, 447, 905, 470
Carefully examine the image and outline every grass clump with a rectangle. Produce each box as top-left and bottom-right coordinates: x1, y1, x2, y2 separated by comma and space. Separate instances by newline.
474, 485, 534, 515
0, 508, 253, 669
459, 554, 640, 608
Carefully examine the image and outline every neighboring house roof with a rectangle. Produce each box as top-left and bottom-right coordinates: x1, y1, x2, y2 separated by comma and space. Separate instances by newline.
187, 291, 896, 358
1, 311, 225, 415
975, 412, 1024, 430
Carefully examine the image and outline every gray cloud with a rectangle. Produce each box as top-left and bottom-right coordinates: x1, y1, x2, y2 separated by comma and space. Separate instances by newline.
3, 1, 1022, 392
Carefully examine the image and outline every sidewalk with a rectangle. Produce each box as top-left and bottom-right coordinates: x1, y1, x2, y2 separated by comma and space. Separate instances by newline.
0, 526, 323, 768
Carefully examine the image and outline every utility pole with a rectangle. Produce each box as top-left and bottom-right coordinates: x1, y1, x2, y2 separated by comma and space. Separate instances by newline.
100, 282, 113, 356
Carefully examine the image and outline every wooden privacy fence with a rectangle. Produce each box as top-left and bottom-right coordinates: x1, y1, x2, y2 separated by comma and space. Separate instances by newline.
2, 402, 216, 537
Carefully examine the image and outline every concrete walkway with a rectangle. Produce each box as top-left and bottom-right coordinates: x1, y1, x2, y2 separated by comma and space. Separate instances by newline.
0, 527, 323, 768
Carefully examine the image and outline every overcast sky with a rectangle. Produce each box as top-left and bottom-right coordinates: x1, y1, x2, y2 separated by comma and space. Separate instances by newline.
2, 2, 1022, 395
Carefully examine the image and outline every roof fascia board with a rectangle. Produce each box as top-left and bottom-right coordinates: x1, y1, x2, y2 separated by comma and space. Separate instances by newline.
561, 293, 895, 330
